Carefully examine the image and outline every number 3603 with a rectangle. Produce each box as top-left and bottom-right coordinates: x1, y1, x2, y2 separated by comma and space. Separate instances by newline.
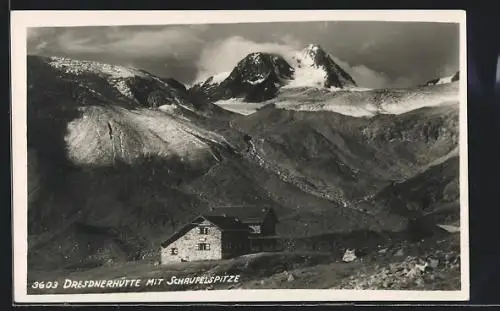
31, 281, 59, 289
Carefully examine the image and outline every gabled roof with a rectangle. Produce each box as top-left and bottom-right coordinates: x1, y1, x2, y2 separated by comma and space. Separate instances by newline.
200, 215, 249, 231
204, 206, 277, 223
160, 223, 196, 248
160, 215, 248, 248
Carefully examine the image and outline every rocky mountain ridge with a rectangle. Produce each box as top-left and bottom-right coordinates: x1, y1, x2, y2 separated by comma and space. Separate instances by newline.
190, 44, 359, 103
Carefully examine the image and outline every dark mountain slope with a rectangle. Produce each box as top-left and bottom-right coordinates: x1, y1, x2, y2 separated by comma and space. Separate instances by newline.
358, 154, 461, 241
28, 154, 209, 270
26, 55, 243, 269
231, 104, 459, 204
368, 155, 460, 222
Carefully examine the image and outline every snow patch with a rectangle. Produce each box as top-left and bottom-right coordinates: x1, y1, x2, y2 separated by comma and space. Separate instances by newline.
245, 73, 269, 85
426, 74, 458, 86
64, 105, 226, 166
275, 100, 377, 117
274, 85, 459, 117
250, 53, 262, 63
190, 71, 230, 88
47, 56, 153, 103
108, 79, 136, 101
282, 49, 328, 89
436, 224, 460, 233
433, 75, 454, 85
346, 87, 373, 92
284, 65, 327, 89
214, 98, 265, 115
381, 92, 458, 114
178, 104, 196, 113
306, 44, 320, 53
48, 56, 146, 79
158, 104, 178, 114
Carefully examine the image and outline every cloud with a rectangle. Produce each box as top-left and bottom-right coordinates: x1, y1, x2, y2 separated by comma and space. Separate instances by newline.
54, 32, 95, 53
27, 25, 208, 59
27, 22, 458, 89
333, 58, 390, 89
27, 28, 56, 40
279, 34, 303, 50
27, 28, 58, 53
333, 58, 415, 88
28, 25, 430, 89
438, 64, 460, 78
34, 41, 48, 51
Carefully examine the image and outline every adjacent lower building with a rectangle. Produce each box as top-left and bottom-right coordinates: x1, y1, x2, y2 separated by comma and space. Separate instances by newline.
160, 207, 279, 264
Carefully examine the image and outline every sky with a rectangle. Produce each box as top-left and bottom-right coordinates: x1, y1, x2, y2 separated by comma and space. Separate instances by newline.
27, 21, 460, 88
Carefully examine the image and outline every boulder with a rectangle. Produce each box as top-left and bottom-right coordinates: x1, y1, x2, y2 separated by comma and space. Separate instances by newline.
342, 249, 357, 262
429, 258, 439, 269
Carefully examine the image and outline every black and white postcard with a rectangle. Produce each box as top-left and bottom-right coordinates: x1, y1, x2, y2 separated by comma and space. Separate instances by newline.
11, 10, 469, 303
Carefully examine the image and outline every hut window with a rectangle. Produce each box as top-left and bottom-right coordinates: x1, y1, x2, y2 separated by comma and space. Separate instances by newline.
199, 227, 209, 235
198, 243, 210, 251
170, 248, 178, 255
249, 225, 261, 234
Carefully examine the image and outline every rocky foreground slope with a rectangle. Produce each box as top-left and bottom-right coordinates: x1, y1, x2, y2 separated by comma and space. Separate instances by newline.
28, 230, 460, 293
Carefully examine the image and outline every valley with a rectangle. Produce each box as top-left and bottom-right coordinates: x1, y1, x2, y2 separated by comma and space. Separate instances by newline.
25, 43, 462, 291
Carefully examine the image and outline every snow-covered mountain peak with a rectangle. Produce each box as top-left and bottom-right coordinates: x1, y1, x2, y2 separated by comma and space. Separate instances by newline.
248, 52, 265, 64
189, 44, 357, 103
284, 44, 357, 89
306, 43, 321, 51
189, 52, 294, 103
424, 71, 460, 86
301, 43, 325, 61
191, 53, 290, 89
